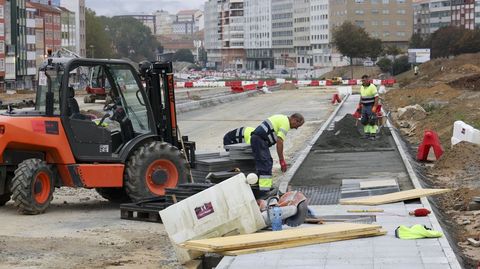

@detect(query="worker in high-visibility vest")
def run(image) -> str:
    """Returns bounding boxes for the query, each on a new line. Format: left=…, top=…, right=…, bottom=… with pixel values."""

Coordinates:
left=359, top=75, right=379, bottom=140
left=223, top=126, right=255, bottom=146
left=250, top=113, right=305, bottom=191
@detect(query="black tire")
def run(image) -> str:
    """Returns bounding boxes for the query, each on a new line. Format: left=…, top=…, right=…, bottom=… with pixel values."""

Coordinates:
left=11, top=159, right=55, bottom=215
left=95, top=187, right=131, bottom=203
left=125, top=141, right=190, bottom=201
left=0, top=193, right=11, bottom=206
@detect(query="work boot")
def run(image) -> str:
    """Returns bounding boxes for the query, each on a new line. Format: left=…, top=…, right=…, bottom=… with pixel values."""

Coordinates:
left=369, top=135, right=376, bottom=141
left=363, top=134, right=370, bottom=139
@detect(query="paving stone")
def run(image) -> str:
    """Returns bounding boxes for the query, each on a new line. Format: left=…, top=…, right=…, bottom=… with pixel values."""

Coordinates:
left=325, top=257, right=373, bottom=266
left=423, top=263, right=452, bottom=269
left=325, top=264, right=373, bottom=269
left=416, top=239, right=440, bottom=246
left=278, top=258, right=326, bottom=267
left=374, top=256, right=422, bottom=264
left=422, top=256, right=449, bottom=264
left=374, top=263, right=425, bottom=269
left=373, top=248, right=420, bottom=258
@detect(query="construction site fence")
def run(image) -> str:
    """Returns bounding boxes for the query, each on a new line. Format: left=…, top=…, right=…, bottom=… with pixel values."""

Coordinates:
left=175, top=79, right=396, bottom=88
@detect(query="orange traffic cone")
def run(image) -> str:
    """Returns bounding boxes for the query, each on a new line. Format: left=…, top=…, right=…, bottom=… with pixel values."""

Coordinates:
left=331, top=93, right=342, bottom=104
left=417, top=130, right=444, bottom=161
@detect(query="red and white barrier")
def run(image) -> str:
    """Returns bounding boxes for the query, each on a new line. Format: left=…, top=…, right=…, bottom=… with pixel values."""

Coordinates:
left=175, top=78, right=396, bottom=88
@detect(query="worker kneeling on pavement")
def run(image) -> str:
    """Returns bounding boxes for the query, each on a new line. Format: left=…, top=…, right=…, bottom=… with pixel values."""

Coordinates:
left=251, top=113, right=305, bottom=191
left=359, top=74, right=379, bottom=140
left=223, top=126, right=255, bottom=147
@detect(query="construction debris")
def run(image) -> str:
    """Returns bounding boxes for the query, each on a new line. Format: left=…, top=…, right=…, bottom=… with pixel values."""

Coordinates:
left=182, top=223, right=385, bottom=255
left=340, top=188, right=450, bottom=206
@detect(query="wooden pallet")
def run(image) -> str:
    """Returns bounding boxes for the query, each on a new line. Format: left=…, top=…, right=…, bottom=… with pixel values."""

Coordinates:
left=120, top=201, right=168, bottom=223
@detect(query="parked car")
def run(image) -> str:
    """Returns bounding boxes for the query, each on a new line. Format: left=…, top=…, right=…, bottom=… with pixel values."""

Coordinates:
left=281, top=69, right=289, bottom=74
left=198, top=76, right=219, bottom=82
left=363, top=60, right=374, bottom=67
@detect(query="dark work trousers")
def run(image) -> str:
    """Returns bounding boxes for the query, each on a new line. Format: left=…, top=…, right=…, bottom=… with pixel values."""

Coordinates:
left=223, top=129, right=238, bottom=146
left=250, top=133, right=273, bottom=176
left=360, top=104, right=377, bottom=126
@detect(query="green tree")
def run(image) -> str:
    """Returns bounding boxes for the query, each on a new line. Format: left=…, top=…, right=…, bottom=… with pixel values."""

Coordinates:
left=430, top=26, right=467, bottom=58
left=384, top=45, right=402, bottom=75
left=85, top=9, right=113, bottom=58
left=392, top=56, right=410, bottom=75
left=198, top=47, right=207, bottom=66
left=409, top=33, right=426, bottom=48
left=102, top=16, right=161, bottom=62
left=173, top=49, right=194, bottom=63
left=367, top=38, right=383, bottom=59
left=452, top=29, right=480, bottom=55
left=376, top=57, right=393, bottom=73
left=332, top=21, right=379, bottom=78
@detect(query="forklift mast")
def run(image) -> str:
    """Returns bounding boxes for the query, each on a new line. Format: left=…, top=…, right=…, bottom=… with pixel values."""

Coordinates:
left=141, top=61, right=196, bottom=167
left=143, top=62, right=179, bottom=147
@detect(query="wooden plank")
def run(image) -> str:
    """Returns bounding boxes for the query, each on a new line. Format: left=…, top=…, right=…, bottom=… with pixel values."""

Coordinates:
left=339, top=188, right=450, bottom=206
left=182, top=228, right=385, bottom=253
left=359, top=180, right=397, bottom=189
left=221, top=230, right=387, bottom=256
left=183, top=223, right=381, bottom=251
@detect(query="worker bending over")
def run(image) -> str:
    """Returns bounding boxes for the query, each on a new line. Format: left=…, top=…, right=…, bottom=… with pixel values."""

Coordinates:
left=359, top=75, right=379, bottom=140
left=251, top=113, right=304, bottom=191
left=223, top=126, right=255, bottom=147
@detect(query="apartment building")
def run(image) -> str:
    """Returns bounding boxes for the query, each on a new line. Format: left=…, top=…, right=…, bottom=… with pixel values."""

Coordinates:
left=476, top=0, right=480, bottom=28
left=451, top=0, right=475, bottom=29
left=310, top=0, right=331, bottom=68
left=61, top=0, right=86, bottom=57
left=244, top=0, right=273, bottom=70
left=0, top=0, right=5, bottom=89
left=5, top=0, right=31, bottom=89
left=413, top=0, right=451, bottom=37
left=155, top=10, right=173, bottom=35
left=58, top=6, right=76, bottom=52
left=25, top=5, right=36, bottom=79
left=294, top=0, right=311, bottom=69
left=329, top=0, right=413, bottom=50
left=272, top=0, right=295, bottom=69
left=204, top=0, right=222, bottom=68
left=220, top=0, right=245, bottom=70
left=28, top=2, right=62, bottom=55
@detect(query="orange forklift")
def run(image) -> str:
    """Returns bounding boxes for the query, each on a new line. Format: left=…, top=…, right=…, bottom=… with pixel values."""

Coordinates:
left=0, top=58, right=195, bottom=214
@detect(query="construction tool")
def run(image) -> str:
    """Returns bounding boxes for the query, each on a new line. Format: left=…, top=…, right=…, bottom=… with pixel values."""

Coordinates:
left=257, top=191, right=309, bottom=227
left=408, top=208, right=431, bottom=217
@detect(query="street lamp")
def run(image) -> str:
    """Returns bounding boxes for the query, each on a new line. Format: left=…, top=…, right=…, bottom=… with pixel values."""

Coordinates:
left=89, top=45, right=95, bottom=58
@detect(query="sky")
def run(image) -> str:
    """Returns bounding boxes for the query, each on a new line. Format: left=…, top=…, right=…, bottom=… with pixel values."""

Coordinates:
left=85, top=0, right=205, bottom=16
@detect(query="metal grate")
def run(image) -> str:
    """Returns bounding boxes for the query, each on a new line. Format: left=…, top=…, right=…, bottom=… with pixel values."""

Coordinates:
left=292, top=185, right=341, bottom=205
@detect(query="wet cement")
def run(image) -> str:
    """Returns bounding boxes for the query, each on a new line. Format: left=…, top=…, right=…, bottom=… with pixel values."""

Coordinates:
left=313, top=114, right=392, bottom=151
left=290, top=113, right=413, bottom=190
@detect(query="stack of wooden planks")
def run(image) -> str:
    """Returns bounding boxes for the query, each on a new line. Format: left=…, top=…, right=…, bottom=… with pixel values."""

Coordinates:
left=181, top=223, right=386, bottom=256
left=339, top=188, right=450, bottom=206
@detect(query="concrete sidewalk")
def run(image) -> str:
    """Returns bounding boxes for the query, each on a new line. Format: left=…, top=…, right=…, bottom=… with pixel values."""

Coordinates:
left=216, top=94, right=460, bottom=269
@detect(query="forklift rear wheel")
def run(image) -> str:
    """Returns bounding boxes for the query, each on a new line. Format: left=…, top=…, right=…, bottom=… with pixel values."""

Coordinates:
left=0, top=193, right=11, bottom=206
left=125, top=141, right=189, bottom=201
left=11, top=159, right=55, bottom=215
left=96, top=187, right=131, bottom=203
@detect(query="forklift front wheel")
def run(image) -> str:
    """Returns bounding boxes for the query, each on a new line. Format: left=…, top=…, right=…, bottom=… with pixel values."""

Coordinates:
left=11, top=159, right=55, bottom=215
left=125, top=141, right=189, bottom=201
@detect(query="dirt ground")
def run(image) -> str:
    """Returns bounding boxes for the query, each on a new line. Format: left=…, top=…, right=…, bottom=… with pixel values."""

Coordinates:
left=384, top=52, right=480, bottom=267
left=0, top=89, right=334, bottom=268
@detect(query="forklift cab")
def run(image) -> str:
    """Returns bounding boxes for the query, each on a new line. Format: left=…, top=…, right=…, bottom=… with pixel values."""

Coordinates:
left=38, top=58, right=154, bottom=163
